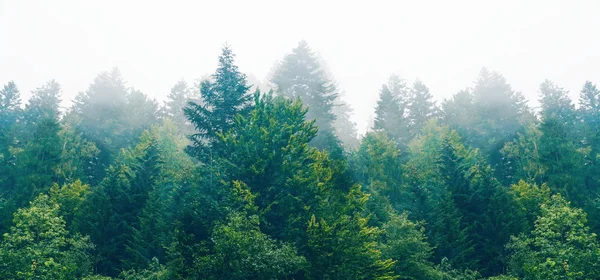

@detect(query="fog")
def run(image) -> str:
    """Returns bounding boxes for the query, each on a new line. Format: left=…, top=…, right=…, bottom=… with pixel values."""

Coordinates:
left=1, top=0, right=599, bottom=133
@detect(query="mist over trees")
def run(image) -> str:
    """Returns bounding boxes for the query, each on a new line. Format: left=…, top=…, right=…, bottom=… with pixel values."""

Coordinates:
left=1, top=41, right=600, bottom=279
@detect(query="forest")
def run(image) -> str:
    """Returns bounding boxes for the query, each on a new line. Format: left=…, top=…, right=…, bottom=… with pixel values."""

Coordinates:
left=1, top=41, right=600, bottom=279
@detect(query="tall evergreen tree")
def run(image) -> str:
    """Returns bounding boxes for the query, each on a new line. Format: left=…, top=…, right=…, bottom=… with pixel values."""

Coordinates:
left=438, top=132, right=524, bottom=275
left=332, top=96, right=359, bottom=149
left=373, top=76, right=410, bottom=149
left=270, top=40, right=339, bottom=149
left=68, top=68, right=158, bottom=184
left=443, top=69, right=529, bottom=167
left=537, top=80, right=585, bottom=204
left=161, top=79, right=193, bottom=134
left=0, top=81, right=22, bottom=233
left=408, top=79, right=438, bottom=137
left=76, top=132, right=162, bottom=276
left=24, top=79, right=61, bottom=122
left=184, top=45, right=253, bottom=160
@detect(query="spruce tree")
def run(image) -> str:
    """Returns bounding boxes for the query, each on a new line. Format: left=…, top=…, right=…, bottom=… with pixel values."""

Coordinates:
left=373, top=76, right=410, bottom=149
left=184, top=45, right=253, bottom=160
left=162, top=79, right=192, bottom=134
left=270, top=40, right=339, bottom=148
left=24, top=79, right=61, bottom=122
left=69, top=68, right=158, bottom=184
left=538, top=80, right=585, bottom=204
left=76, top=133, right=162, bottom=276
left=408, top=79, right=438, bottom=137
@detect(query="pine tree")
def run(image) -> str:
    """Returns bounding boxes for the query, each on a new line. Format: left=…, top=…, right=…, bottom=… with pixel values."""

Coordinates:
left=353, top=132, right=404, bottom=212
left=10, top=81, right=64, bottom=207
left=408, top=79, right=438, bottom=137
left=184, top=45, right=253, bottom=160
left=270, top=40, right=339, bottom=147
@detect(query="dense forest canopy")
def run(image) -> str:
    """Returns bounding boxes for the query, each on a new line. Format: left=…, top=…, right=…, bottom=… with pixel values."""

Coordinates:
left=1, top=42, right=600, bottom=279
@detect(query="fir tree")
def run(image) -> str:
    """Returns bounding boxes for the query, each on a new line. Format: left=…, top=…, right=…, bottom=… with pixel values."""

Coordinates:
left=408, top=79, right=438, bottom=137
left=270, top=40, right=339, bottom=147
left=184, top=45, right=253, bottom=160
left=373, top=76, right=410, bottom=149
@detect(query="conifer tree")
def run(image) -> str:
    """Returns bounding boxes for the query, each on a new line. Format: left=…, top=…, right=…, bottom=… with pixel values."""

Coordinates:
left=184, top=45, right=253, bottom=160
left=373, top=76, right=410, bottom=148
left=76, top=132, right=162, bottom=276
left=162, top=79, right=193, bottom=134
left=408, top=79, right=438, bottom=137
left=270, top=40, right=339, bottom=148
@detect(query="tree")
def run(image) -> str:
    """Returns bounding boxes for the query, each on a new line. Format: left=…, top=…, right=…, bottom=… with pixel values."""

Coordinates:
left=332, top=96, right=359, bottom=149
left=352, top=132, right=405, bottom=217
left=438, top=132, right=524, bottom=275
left=12, top=117, right=62, bottom=206
left=441, top=89, right=476, bottom=143
left=0, top=81, right=22, bottom=199
left=270, top=40, right=339, bottom=148
left=407, top=79, right=438, bottom=138
left=161, top=79, right=193, bottom=134
left=195, top=212, right=306, bottom=280
left=507, top=194, right=600, bottom=279
left=305, top=186, right=396, bottom=280
left=0, top=194, right=95, bottom=279
left=24, top=79, right=61, bottom=122
left=380, top=212, right=442, bottom=280
left=68, top=68, right=158, bottom=184
left=373, top=76, right=410, bottom=149
left=184, top=45, right=253, bottom=160
left=211, top=92, right=396, bottom=279
left=76, top=132, right=162, bottom=276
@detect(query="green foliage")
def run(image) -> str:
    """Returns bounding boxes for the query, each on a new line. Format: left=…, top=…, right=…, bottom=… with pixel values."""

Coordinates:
left=407, top=79, right=439, bottom=138
left=306, top=202, right=397, bottom=280
left=5, top=45, right=600, bottom=280
left=380, top=212, right=441, bottom=279
left=68, top=68, right=158, bottom=184
left=442, top=69, right=530, bottom=167
left=437, top=132, right=525, bottom=275
left=49, top=180, right=90, bottom=228
left=271, top=40, right=340, bottom=148
left=161, top=79, right=194, bottom=134
left=507, top=194, right=600, bottom=279
left=77, top=132, right=163, bottom=276
left=0, top=194, right=94, bottom=279
left=184, top=46, right=253, bottom=160
left=374, top=76, right=410, bottom=149
left=196, top=212, right=306, bottom=279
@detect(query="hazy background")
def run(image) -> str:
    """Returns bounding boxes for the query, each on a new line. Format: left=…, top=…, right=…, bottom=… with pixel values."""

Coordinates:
left=1, top=0, right=599, bottom=133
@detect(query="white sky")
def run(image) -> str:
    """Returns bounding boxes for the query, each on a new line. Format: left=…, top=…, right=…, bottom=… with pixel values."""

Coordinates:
left=1, top=0, right=599, bottom=133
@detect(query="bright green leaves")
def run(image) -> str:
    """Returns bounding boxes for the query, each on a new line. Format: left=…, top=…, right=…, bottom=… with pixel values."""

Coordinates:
left=508, top=194, right=600, bottom=279
left=0, top=194, right=94, bottom=279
